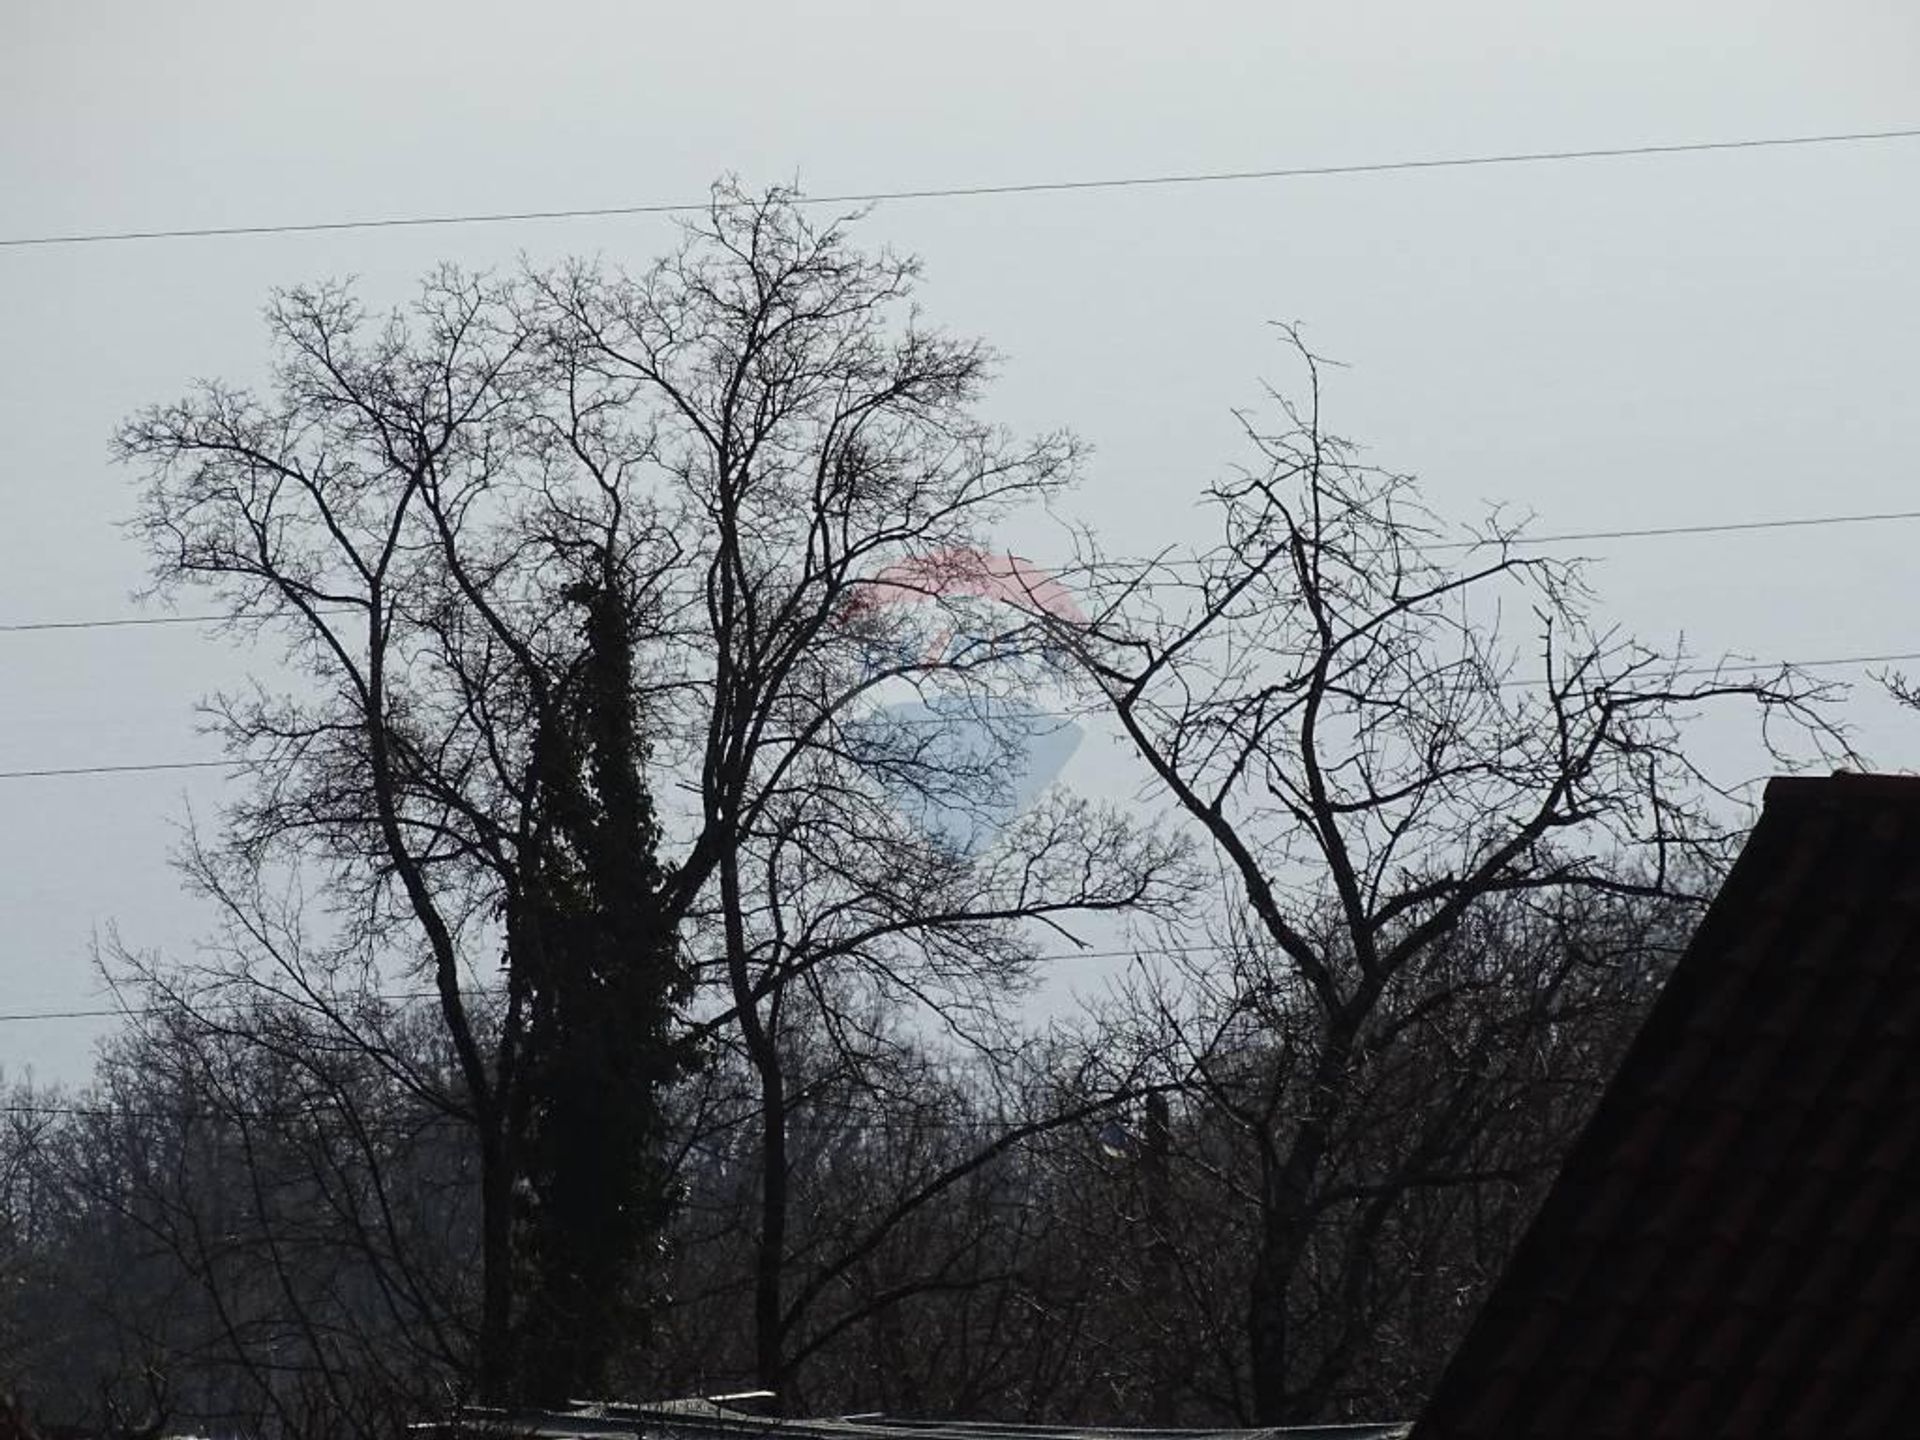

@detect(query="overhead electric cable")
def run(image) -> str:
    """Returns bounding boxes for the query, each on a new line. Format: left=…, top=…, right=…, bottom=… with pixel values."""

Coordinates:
left=1, top=643, right=1916, bottom=783
left=0, top=611, right=262, bottom=634
left=0, top=759, right=235, bottom=780
left=5, top=506, right=1920, bottom=636
left=1496, top=508, right=1920, bottom=547
left=0, top=943, right=1207, bottom=1025
left=0, top=608, right=352, bottom=635
left=3, top=126, right=1917, bottom=250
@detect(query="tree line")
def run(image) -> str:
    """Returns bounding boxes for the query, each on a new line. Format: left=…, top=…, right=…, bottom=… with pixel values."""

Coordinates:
left=0, top=185, right=1839, bottom=1439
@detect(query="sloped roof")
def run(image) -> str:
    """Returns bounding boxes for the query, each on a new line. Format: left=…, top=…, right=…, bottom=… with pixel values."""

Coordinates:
left=1413, top=773, right=1920, bottom=1439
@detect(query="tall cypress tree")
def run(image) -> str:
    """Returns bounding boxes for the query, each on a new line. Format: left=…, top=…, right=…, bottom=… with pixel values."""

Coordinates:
left=505, top=573, right=696, bottom=1404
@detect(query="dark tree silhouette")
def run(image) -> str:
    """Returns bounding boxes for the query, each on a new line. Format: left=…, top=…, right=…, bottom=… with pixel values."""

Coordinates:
left=1060, top=331, right=1843, bottom=1424
left=115, top=182, right=1181, bottom=1409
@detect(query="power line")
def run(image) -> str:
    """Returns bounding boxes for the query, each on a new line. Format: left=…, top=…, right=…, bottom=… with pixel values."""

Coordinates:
left=0, top=758, right=235, bottom=780
left=6, top=505, right=1920, bottom=638
left=0, top=1007, right=133, bottom=1023
left=2, top=644, right=1916, bottom=784
left=0, top=609, right=348, bottom=635
left=0, top=611, right=255, bottom=634
left=1495, top=508, right=1920, bottom=548
left=0, top=992, right=427, bottom=1024
left=5, top=126, right=1918, bottom=250
left=0, top=989, right=473, bottom=1025
left=0, top=942, right=1202, bottom=1026
left=1749, top=649, right=1920, bottom=673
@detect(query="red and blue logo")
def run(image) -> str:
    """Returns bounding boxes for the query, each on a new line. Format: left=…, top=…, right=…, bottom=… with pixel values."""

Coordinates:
left=846, top=550, right=1086, bottom=853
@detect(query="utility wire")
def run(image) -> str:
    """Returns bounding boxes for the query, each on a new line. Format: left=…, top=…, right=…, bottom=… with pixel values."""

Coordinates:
left=0, top=608, right=351, bottom=635
left=4, top=126, right=1917, bottom=250
left=1494, top=508, right=1920, bottom=548
left=2, top=645, right=1916, bottom=784
left=0, top=758, right=234, bottom=780
left=6, top=505, right=1920, bottom=637
left=0, top=611, right=265, bottom=634
left=0, top=991, right=430, bottom=1023
left=0, top=942, right=1208, bottom=1025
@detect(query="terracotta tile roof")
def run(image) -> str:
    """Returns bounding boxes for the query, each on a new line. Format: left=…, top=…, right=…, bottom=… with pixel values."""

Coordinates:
left=1412, top=773, right=1920, bottom=1440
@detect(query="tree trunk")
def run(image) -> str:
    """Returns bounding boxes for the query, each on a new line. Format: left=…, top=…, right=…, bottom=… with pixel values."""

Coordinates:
left=476, top=1131, right=515, bottom=1404
left=719, top=842, right=790, bottom=1403
left=1247, top=1047, right=1345, bottom=1426
left=755, top=1057, right=790, bottom=1401
left=1143, top=1092, right=1175, bottom=1426
left=1247, top=1211, right=1301, bottom=1424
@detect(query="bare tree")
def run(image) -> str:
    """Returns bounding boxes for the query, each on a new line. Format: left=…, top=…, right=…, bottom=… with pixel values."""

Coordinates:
left=1097, top=882, right=1693, bottom=1422
left=1060, top=331, right=1841, bottom=1423
left=653, top=1012, right=1186, bottom=1420
left=106, top=187, right=1782, bottom=1431
left=117, top=181, right=1182, bottom=1408
left=118, top=248, right=696, bottom=1402
left=527, top=194, right=1187, bottom=1395
left=0, top=986, right=476, bottom=1440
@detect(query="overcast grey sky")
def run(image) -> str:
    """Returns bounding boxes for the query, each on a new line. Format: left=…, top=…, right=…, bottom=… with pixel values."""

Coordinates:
left=4, top=1, right=1918, bottom=1082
